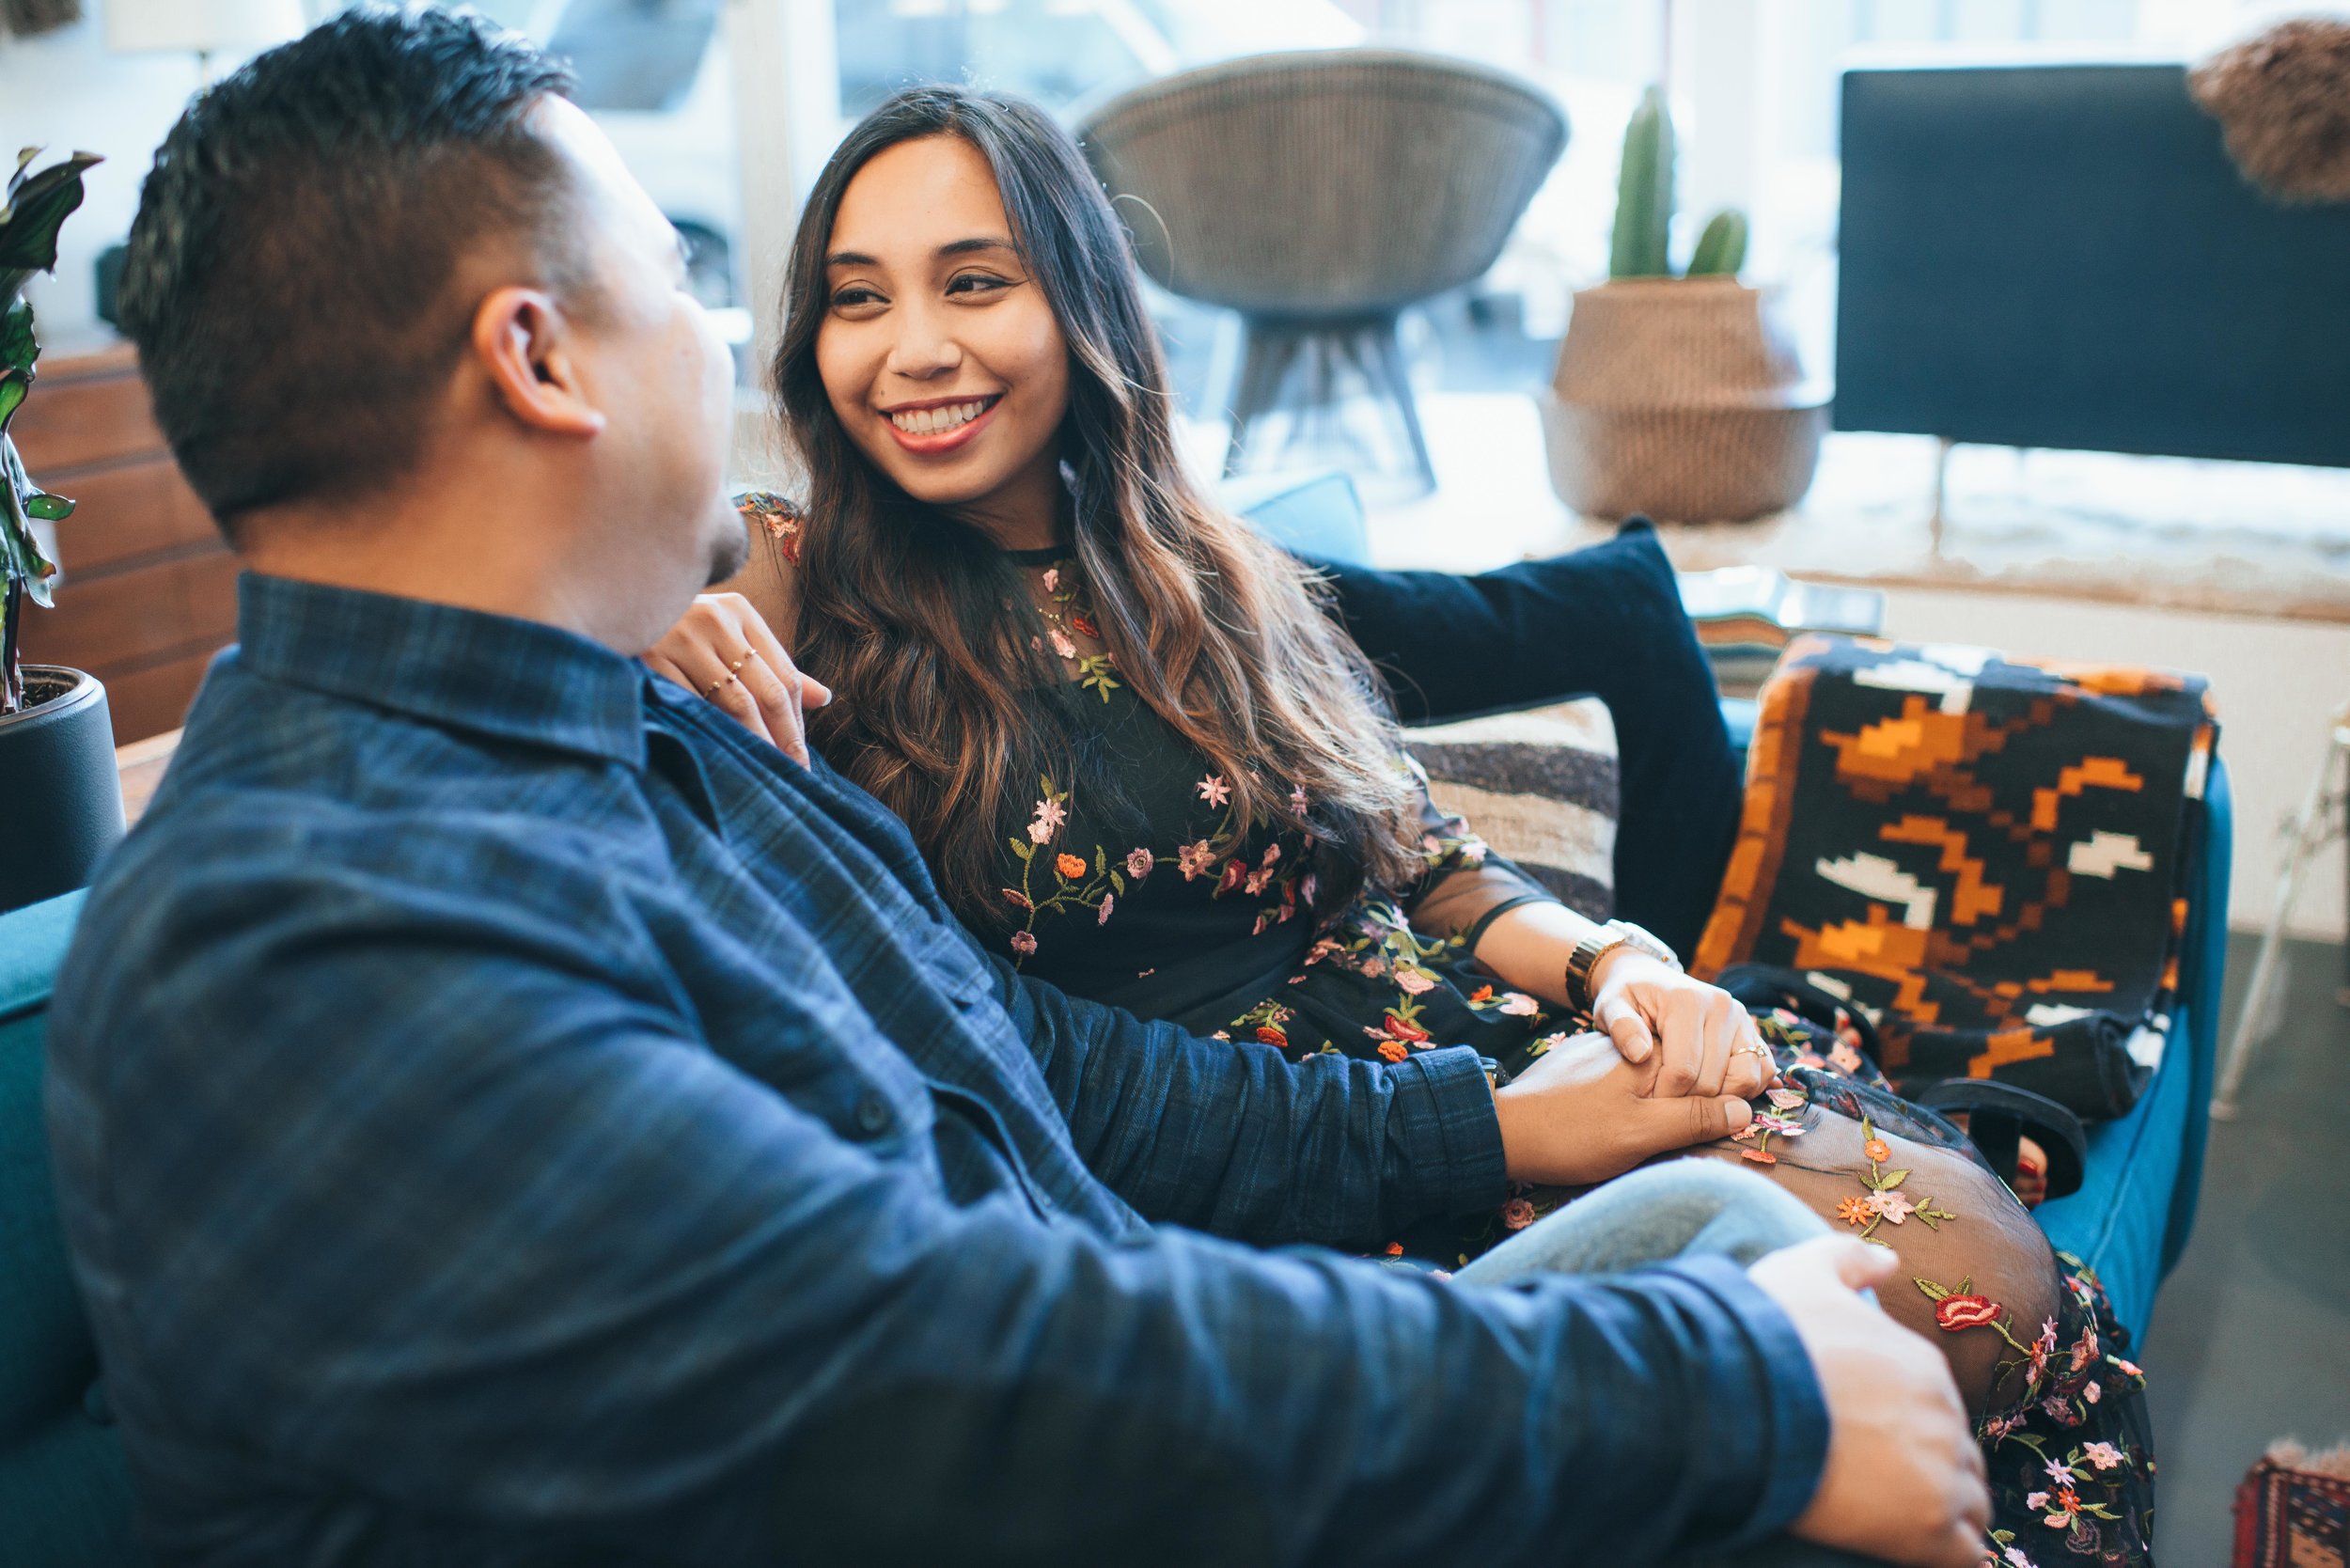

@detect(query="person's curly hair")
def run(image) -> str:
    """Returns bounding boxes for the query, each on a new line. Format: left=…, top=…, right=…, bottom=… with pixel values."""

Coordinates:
left=2189, top=16, right=2350, bottom=203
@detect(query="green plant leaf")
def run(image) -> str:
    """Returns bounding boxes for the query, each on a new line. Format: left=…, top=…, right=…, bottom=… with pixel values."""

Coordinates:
left=1686, top=209, right=1748, bottom=276
left=1607, top=86, right=1675, bottom=279
left=0, top=153, right=101, bottom=288
left=1879, top=1168, right=1910, bottom=1189
left=1, top=300, right=35, bottom=378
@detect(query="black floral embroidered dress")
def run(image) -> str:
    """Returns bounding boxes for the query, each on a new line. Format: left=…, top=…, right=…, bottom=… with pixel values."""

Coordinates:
left=983, top=548, right=1567, bottom=1075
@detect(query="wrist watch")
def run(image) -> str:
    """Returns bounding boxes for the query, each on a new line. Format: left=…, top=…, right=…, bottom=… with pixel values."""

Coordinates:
left=1563, top=919, right=1681, bottom=1017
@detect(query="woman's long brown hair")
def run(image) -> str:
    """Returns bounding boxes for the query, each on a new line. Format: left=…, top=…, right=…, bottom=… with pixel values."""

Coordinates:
left=772, top=86, right=1425, bottom=916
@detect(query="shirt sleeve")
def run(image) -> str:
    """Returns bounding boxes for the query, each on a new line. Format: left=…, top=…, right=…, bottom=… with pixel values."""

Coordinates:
left=1395, top=750, right=1565, bottom=944
left=998, top=955, right=1508, bottom=1246
left=50, top=822, right=1827, bottom=1568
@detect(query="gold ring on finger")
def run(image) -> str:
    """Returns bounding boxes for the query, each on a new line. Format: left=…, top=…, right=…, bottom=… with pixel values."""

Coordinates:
left=702, top=670, right=743, bottom=698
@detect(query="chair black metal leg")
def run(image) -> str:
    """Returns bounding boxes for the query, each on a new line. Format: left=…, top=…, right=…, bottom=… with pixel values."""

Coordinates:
left=1369, top=314, right=1437, bottom=492
left=1224, top=320, right=1300, bottom=477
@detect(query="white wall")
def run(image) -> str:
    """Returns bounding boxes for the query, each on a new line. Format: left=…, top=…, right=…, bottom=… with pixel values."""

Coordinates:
left=0, top=2, right=240, bottom=346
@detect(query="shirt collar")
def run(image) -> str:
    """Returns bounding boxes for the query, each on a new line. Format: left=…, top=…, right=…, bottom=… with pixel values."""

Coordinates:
left=233, top=572, right=650, bottom=769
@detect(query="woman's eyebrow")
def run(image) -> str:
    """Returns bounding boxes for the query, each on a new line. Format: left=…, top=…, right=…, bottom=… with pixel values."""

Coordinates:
left=825, top=237, right=1019, bottom=270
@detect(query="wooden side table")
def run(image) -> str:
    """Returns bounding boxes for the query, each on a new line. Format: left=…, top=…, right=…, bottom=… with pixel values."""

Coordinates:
left=13, top=340, right=238, bottom=745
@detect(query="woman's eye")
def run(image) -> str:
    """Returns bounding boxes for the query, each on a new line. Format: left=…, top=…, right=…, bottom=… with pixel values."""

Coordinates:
left=947, top=273, right=1011, bottom=297
left=830, top=286, right=885, bottom=311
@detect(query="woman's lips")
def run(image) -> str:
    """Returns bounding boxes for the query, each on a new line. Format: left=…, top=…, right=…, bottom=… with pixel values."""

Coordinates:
left=883, top=395, right=1003, bottom=455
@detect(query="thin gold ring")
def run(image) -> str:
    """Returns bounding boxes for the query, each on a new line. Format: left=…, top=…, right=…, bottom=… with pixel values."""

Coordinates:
left=1735, top=1042, right=1775, bottom=1062
left=702, top=651, right=756, bottom=699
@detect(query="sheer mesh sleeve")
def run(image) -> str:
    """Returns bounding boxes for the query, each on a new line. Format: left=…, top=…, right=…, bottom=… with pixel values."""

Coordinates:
left=1396, top=753, right=1564, bottom=947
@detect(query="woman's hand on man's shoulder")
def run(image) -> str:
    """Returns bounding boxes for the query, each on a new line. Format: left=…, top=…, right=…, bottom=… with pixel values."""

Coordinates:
left=644, top=592, right=832, bottom=766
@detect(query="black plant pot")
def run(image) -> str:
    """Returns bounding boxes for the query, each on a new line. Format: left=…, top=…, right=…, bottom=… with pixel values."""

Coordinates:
left=0, top=666, right=126, bottom=915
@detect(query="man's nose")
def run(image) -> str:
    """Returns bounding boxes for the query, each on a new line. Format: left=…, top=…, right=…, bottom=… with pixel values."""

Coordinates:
left=884, top=299, right=964, bottom=382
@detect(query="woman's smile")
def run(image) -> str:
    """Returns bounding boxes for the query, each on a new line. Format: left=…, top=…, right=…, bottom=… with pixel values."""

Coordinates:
left=881, top=392, right=1004, bottom=453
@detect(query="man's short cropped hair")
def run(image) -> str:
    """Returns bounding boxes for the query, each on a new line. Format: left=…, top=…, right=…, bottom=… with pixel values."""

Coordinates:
left=118, top=4, right=581, bottom=533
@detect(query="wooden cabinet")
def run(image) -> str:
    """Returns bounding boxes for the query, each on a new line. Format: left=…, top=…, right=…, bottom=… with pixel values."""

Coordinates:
left=11, top=341, right=237, bottom=745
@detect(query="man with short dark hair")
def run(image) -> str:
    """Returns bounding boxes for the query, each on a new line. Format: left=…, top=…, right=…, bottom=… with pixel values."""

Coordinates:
left=48, top=8, right=1984, bottom=1565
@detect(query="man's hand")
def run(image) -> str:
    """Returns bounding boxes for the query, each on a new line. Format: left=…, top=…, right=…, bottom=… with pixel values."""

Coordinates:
left=644, top=592, right=833, bottom=766
left=1750, top=1238, right=1991, bottom=1568
left=1491, top=1031, right=1755, bottom=1186
left=1590, top=949, right=1775, bottom=1100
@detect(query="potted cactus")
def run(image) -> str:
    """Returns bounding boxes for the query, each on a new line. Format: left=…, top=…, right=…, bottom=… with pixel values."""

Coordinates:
left=1539, top=86, right=1827, bottom=523
left=1, top=148, right=125, bottom=914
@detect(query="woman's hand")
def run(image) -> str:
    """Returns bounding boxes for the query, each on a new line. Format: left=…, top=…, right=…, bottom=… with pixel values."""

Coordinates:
left=644, top=593, right=833, bottom=766
left=1590, top=949, right=1775, bottom=1101
left=1492, top=1030, right=1754, bottom=1186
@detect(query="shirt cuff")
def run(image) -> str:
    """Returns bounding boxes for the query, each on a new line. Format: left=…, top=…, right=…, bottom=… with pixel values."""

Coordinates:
left=1663, top=1253, right=1833, bottom=1547
left=1381, top=1045, right=1510, bottom=1221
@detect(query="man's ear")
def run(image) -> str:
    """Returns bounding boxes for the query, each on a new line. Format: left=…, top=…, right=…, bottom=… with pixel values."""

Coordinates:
left=470, top=286, right=608, bottom=439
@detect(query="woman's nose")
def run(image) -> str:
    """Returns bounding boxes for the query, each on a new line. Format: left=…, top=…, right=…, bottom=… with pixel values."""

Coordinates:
left=883, top=300, right=963, bottom=382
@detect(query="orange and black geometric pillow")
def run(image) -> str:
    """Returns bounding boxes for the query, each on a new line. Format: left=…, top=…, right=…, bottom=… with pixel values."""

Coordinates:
left=1695, top=635, right=2217, bottom=1121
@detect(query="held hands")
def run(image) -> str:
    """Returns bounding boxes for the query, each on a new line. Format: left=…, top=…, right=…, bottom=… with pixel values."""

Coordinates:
left=1588, top=948, right=1777, bottom=1101
left=1491, top=1030, right=1755, bottom=1186
left=1749, top=1238, right=1992, bottom=1568
left=645, top=593, right=833, bottom=766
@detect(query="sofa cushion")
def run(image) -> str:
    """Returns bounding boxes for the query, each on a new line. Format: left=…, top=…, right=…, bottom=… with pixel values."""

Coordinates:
left=1403, top=698, right=1619, bottom=917
left=1, top=889, right=147, bottom=1566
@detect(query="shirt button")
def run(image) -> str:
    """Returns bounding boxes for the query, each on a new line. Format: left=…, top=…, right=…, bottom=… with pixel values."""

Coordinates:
left=854, top=1094, right=892, bottom=1137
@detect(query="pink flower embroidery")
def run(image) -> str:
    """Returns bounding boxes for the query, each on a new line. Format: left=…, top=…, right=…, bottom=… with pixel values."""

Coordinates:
left=1289, top=785, right=1309, bottom=816
left=2004, top=1549, right=2036, bottom=1568
left=2043, top=1458, right=2076, bottom=1486
left=1125, top=847, right=1153, bottom=879
left=1026, top=820, right=1054, bottom=845
left=2083, top=1382, right=2101, bottom=1404
left=1394, top=969, right=1436, bottom=996
left=1261, top=843, right=1281, bottom=868
left=1300, top=874, right=1318, bottom=906
left=1829, top=1041, right=1864, bottom=1073
left=2113, top=1357, right=2141, bottom=1378
left=2082, top=1442, right=2124, bottom=1470
left=1501, top=1198, right=1537, bottom=1231
left=1177, top=840, right=1217, bottom=880
left=1010, top=931, right=1037, bottom=957
left=1197, top=774, right=1231, bottom=808
left=2025, top=1492, right=2050, bottom=1512
left=1244, top=868, right=1274, bottom=896
left=1097, top=894, right=1115, bottom=925
left=1865, top=1191, right=1915, bottom=1224
left=1767, top=1088, right=1807, bottom=1110
left=1497, top=992, right=1540, bottom=1016
left=1041, top=568, right=1059, bottom=592
left=1049, top=628, right=1078, bottom=660
left=1031, top=797, right=1067, bottom=832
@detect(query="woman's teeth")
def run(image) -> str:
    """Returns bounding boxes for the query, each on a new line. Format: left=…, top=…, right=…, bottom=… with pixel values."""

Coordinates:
left=890, top=399, right=991, bottom=435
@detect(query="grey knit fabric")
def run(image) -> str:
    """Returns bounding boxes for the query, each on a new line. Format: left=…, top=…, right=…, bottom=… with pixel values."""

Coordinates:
left=1076, top=49, right=1567, bottom=318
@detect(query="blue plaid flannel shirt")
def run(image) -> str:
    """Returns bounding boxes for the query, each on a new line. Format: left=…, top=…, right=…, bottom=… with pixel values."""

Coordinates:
left=47, top=573, right=1825, bottom=1566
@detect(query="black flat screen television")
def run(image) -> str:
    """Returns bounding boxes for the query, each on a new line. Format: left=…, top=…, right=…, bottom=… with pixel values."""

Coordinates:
left=1835, top=63, right=2350, bottom=469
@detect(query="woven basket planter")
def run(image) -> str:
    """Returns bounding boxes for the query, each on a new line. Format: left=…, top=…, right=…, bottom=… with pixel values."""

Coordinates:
left=1539, top=277, right=1828, bottom=523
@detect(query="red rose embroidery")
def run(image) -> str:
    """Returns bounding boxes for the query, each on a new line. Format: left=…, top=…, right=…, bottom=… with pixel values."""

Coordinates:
left=1383, top=1013, right=1430, bottom=1043
left=1935, top=1294, right=2003, bottom=1332
left=1071, top=612, right=1100, bottom=639
left=1255, top=1025, right=1288, bottom=1048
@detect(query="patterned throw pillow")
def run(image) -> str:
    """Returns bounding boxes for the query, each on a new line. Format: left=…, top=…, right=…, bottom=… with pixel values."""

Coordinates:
left=1402, top=698, right=1620, bottom=918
